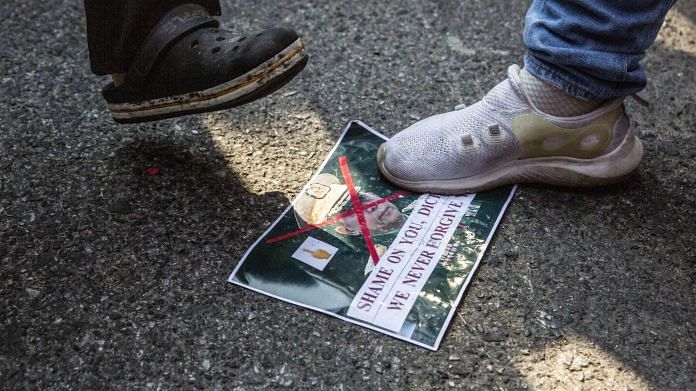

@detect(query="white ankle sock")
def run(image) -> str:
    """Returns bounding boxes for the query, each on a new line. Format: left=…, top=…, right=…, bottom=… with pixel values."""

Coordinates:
left=520, top=69, right=602, bottom=117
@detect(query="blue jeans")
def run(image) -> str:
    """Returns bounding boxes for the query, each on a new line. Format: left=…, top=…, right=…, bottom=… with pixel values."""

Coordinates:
left=524, top=0, right=677, bottom=100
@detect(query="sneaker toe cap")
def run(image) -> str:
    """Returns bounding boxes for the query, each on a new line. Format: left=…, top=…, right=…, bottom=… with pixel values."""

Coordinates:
left=381, top=118, right=464, bottom=182
left=380, top=109, right=521, bottom=183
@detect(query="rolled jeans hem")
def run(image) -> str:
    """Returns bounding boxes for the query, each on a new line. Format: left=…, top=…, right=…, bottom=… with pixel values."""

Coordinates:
left=523, top=53, right=641, bottom=101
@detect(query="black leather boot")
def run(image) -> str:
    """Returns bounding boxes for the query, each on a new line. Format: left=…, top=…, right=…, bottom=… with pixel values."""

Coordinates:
left=102, top=4, right=308, bottom=123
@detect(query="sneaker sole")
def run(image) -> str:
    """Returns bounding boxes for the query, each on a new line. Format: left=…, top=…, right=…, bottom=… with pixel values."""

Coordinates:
left=378, top=126, right=644, bottom=194
left=108, top=38, right=308, bottom=123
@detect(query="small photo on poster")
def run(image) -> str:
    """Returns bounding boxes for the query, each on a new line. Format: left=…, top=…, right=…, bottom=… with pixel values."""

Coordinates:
left=291, top=236, right=338, bottom=271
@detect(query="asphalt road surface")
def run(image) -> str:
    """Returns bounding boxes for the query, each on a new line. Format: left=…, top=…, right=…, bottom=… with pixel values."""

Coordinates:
left=1, top=0, right=695, bottom=389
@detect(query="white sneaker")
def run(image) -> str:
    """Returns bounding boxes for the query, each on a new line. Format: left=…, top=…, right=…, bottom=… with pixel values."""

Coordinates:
left=377, top=65, right=644, bottom=194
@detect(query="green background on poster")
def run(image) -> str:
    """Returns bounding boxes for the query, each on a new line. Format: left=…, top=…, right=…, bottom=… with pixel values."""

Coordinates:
left=231, top=122, right=513, bottom=348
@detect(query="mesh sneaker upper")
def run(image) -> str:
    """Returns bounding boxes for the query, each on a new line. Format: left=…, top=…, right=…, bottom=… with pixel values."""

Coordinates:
left=382, top=70, right=528, bottom=181
left=381, top=65, right=630, bottom=183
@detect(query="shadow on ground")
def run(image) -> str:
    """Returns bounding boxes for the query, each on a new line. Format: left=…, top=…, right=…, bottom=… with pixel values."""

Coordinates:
left=1, top=0, right=694, bottom=389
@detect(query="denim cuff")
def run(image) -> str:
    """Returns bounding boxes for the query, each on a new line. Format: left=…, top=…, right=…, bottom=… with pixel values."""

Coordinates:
left=524, top=53, right=610, bottom=101
left=525, top=51, right=651, bottom=101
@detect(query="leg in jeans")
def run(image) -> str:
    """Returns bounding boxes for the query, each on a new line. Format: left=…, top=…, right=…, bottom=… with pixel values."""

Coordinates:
left=84, top=0, right=221, bottom=75
left=378, top=1, right=676, bottom=193
left=523, top=0, right=677, bottom=100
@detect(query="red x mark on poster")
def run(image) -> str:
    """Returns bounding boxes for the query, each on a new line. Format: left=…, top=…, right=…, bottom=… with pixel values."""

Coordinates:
left=265, top=156, right=409, bottom=265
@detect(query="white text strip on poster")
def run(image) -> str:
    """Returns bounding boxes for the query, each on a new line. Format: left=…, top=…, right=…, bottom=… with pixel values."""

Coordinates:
left=372, top=194, right=473, bottom=331
left=347, top=194, right=474, bottom=332
left=347, top=194, right=445, bottom=322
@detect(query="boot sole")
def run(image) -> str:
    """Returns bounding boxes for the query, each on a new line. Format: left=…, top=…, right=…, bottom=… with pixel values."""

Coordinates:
left=377, top=126, right=644, bottom=194
left=108, top=38, right=308, bottom=123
